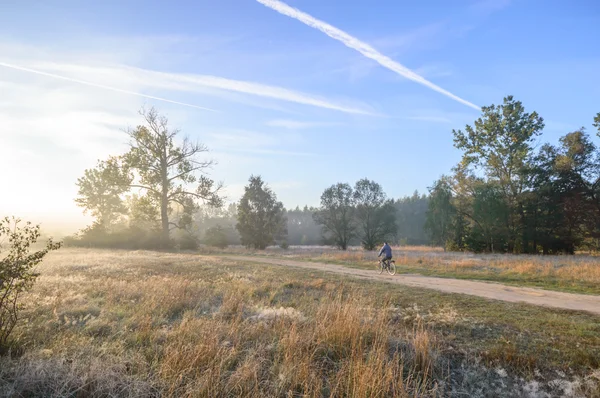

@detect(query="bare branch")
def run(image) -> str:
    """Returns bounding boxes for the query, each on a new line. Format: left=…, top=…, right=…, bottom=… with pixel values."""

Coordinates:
left=129, top=184, right=161, bottom=195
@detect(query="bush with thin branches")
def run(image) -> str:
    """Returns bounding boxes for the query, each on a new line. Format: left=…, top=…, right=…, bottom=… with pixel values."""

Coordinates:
left=0, top=217, right=61, bottom=349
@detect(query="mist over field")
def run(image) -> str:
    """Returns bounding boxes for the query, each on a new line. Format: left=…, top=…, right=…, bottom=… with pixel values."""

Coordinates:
left=2, top=0, right=600, bottom=397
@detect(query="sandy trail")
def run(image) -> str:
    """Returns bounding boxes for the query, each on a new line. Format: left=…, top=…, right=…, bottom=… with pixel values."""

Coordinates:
left=223, top=256, right=600, bottom=315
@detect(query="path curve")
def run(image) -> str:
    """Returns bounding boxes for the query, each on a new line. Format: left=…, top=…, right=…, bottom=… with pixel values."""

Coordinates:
left=223, top=256, right=600, bottom=315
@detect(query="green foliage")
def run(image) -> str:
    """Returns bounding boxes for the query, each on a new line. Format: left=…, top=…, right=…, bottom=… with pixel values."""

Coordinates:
left=425, top=177, right=456, bottom=249
left=174, top=232, right=199, bottom=251
left=353, top=179, right=397, bottom=250
left=236, top=176, right=287, bottom=250
left=123, top=107, right=223, bottom=243
left=468, top=182, right=510, bottom=253
left=313, top=183, right=356, bottom=250
left=428, top=99, right=600, bottom=254
left=453, top=95, right=545, bottom=184
left=204, top=225, right=228, bottom=248
left=528, top=129, right=600, bottom=254
left=127, top=194, right=160, bottom=230
left=75, top=156, right=131, bottom=228
left=74, top=107, right=223, bottom=249
left=453, top=95, right=545, bottom=251
left=0, top=217, right=61, bottom=348
left=64, top=223, right=164, bottom=250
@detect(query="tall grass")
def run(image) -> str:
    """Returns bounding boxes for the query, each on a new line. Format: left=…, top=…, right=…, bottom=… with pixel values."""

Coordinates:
left=2, top=249, right=598, bottom=397
left=0, top=249, right=440, bottom=397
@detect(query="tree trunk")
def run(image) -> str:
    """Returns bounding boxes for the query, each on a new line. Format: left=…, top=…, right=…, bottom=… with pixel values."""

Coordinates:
left=160, top=189, right=169, bottom=245
left=160, top=153, right=170, bottom=247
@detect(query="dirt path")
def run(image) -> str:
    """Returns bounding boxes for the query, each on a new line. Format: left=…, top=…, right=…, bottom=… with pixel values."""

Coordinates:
left=224, top=256, right=600, bottom=315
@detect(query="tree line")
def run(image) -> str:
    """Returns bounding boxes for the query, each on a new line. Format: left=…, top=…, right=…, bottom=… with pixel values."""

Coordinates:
left=69, top=106, right=429, bottom=250
left=425, top=96, right=600, bottom=254
left=71, top=97, right=599, bottom=254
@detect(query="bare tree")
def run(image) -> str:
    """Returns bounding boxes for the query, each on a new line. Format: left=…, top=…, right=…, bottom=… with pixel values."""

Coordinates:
left=76, top=107, right=223, bottom=246
left=124, top=107, right=223, bottom=243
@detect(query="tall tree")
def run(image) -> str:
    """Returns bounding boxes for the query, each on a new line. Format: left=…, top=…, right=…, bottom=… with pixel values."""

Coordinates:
left=75, top=156, right=130, bottom=229
left=425, top=177, right=455, bottom=249
left=353, top=179, right=397, bottom=250
left=236, top=176, right=287, bottom=250
left=313, top=183, right=356, bottom=250
left=468, top=182, right=510, bottom=253
left=123, top=107, right=223, bottom=243
left=75, top=107, right=223, bottom=245
left=535, top=130, right=599, bottom=252
left=453, top=95, right=545, bottom=251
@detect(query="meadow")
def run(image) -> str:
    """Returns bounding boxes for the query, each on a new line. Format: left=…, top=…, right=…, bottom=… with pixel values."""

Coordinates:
left=1, top=248, right=599, bottom=397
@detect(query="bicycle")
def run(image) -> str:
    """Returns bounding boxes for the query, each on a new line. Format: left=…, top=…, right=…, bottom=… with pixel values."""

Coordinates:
left=378, top=258, right=396, bottom=275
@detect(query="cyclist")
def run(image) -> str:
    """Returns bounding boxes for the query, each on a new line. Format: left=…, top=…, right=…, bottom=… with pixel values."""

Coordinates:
left=378, top=242, right=393, bottom=267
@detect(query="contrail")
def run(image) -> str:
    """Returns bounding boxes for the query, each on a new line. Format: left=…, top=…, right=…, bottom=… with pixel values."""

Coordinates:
left=118, top=65, right=376, bottom=115
left=168, top=73, right=375, bottom=115
left=2, top=61, right=375, bottom=116
left=256, top=0, right=480, bottom=111
left=0, top=61, right=218, bottom=112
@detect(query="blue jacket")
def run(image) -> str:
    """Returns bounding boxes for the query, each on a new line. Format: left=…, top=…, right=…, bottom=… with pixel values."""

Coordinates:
left=379, top=243, right=392, bottom=258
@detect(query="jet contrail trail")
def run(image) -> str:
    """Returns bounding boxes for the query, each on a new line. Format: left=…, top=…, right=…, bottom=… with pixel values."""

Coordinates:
left=256, top=0, right=481, bottom=111
left=0, top=61, right=218, bottom=112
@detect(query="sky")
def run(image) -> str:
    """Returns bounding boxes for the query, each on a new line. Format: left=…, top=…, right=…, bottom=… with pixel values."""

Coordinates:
left=1, top=0, right=599, bottom=234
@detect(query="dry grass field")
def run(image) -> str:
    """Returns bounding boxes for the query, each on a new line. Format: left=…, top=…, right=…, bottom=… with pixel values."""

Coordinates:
left=210, top=245, right=600, bottom=295
left=1, top=248, right=599, bottom=397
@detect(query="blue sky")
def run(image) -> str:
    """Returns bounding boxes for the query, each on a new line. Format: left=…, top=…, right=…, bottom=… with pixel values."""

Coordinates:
left=1, top=0, right=599, bottom=231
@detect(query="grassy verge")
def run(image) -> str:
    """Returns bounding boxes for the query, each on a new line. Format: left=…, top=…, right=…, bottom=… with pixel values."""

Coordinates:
left=1, top=248, right=598, bottom=397
left=327, top=259, right=600, bottom=295
left=243, top=248, right=600, bottom=295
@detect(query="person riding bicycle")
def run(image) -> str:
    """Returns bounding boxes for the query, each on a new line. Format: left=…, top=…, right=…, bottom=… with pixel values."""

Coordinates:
left=378, top=242, right=393, bottom=266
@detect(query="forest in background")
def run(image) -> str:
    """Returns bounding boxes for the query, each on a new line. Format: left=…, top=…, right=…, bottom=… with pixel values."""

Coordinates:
left=65, top=97, right=600, bottom=254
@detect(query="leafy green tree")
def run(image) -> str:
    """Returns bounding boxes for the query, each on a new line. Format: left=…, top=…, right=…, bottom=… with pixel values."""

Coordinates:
left=236, top=176, right=287, bottom=249
left=353, top=179, right=397, bottom=250
left=468, top=182, right=510, bottom=253
left=425, top=177, right=455, bottom=249
left=531, top=130, right=599, bottom=253
left=453, top=96, right=545, bottom=251
left=313, top=183, right=356, bottom=250
left=0, top=217, right=61, bottom=348
left=75, top=156, right=130, bottom=229
left=75, top=107, right=224, bottom=249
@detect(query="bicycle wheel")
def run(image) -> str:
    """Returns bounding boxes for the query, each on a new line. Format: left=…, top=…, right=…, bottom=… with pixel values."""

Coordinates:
left=378, top=260, right=384, bottom=274
left=386, top=260, right=396, bottom=276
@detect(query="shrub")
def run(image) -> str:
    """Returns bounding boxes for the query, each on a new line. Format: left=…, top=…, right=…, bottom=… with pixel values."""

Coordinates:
left=64, top=223, right=166, bottom=250
left=204, top=225, right=228, bottom=248
left=176, top=233, right=199, bottom=251
left=0, top=217, right=61, bottom=349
